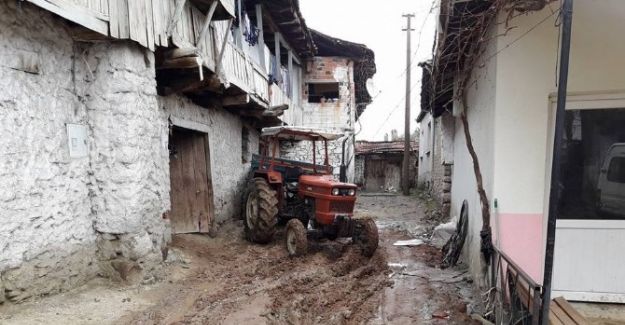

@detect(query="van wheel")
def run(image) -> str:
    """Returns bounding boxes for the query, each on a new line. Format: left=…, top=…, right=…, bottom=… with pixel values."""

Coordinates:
left=243, top=178, right=278, bottom=244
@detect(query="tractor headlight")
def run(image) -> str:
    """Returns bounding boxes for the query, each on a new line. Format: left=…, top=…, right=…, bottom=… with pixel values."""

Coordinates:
left=332, top=188, right=340, bottom=196
left=347, top=189, right=356, bottom=196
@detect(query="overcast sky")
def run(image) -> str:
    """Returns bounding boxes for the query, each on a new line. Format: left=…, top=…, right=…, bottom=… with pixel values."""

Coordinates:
left=300, top=0, right=437, bottom=141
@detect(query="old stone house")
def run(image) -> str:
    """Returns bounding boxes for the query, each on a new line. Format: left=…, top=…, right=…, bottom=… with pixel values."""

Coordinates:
left=0, top=0, right=374, bottom=303
left=354, top=141, right=418, bottom=192
left=416, top=107, right=454, bottom=217
left=279, top=30, right=376, bottom=182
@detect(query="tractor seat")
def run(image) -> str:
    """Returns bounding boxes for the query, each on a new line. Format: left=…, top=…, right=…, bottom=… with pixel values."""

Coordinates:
left=284, top=166, right=303, bottom=182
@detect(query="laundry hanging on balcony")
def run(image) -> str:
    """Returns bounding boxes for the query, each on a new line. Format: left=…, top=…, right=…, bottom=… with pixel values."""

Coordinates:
left=242, top=12, right=259, bottom=46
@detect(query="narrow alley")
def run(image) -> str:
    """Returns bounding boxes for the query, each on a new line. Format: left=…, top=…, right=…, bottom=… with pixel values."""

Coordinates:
left=0, top=194, right=476, bottom=324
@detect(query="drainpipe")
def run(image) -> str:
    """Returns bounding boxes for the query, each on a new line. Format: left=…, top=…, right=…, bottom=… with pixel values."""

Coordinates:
left=541, top=0, right=573, bottom=323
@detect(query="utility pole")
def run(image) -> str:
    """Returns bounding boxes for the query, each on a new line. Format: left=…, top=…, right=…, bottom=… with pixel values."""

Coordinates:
left=402, top=14, right=415, bottom=196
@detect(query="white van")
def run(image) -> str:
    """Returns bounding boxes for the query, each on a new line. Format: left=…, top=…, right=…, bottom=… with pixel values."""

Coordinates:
left=597, top=143, right=625, bottom=217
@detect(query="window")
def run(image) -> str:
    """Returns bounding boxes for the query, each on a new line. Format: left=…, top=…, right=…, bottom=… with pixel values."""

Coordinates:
left=242, top=127, right=250, bottom=163
left=608, top=157, right=625, bottom=183
left=558, top=108, right=625, bottom=219
left=307, top=82, right=340, bottom=103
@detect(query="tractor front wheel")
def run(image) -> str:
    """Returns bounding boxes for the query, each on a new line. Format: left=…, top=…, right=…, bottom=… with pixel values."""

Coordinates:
left=285, top=219, right=308, bottom=256
left=243, top=178, right=278, bottom=244
left=353, top=217, right=379, bottom=257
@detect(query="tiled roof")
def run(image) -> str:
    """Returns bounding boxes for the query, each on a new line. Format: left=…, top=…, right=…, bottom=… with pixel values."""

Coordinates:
left=355, top=141, right=418, bottom=155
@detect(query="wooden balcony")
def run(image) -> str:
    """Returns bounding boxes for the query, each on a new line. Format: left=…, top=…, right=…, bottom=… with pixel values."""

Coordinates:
left=28, top=0, right=295, bottom=125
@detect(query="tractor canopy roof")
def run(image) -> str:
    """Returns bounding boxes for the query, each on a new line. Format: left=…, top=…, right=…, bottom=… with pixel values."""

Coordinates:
left=261, top=126, right=346, bottom=141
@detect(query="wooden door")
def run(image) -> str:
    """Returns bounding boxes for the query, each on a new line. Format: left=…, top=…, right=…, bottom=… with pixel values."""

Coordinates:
left=169, top=128, right=214, bottom=233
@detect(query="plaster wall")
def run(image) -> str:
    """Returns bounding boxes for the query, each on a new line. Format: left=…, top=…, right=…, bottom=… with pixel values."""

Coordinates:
left=448, top=22, right=497, bottom=287
left=491, top=0, right=625, bottom=285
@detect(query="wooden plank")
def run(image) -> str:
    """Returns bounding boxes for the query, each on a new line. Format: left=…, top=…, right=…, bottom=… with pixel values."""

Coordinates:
left=145, top=0, right=155, bottom=51
left=196, top=1, right=218, bottom=46
left=554, top=297, right=587, bottom=324
left=151, top=0, right=162, bottom=46
left=27, top=0, right=109, bottom=35
left=169, top=132, right=188, bottom=234
left=117, top=0, right=130, bottom=38
left=108, top=0, right=118, bottom=38
left=127, top=0, right=140, bottom=44
left=159, top=0, right=171, bottom=46
left=193, top=134, right=211, bottom=233
left=215, top=18, right=233, bottom=76
left=167, top=0, right=187, bottom=36
left=203, top=135, right=215, bottom=231
left=550, top=303, right=574, bottom=325
left=181, top=131, right=200, bottom=233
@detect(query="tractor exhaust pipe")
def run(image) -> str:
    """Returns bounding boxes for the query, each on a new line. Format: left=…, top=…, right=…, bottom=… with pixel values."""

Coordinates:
left=340, top=135, right=349, bottom=182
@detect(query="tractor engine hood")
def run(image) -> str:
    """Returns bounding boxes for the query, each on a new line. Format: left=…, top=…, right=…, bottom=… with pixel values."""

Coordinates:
left=299, top=175, right=357, bottom=189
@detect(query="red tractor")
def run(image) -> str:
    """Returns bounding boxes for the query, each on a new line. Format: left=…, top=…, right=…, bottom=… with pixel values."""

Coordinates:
left=242, top=127, right=378, bottom=257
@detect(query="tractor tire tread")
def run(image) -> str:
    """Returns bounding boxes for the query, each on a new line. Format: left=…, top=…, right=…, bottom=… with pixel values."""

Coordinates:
left=353, top=217, right=379, bottom=257
left=243, top=177, right=279, bottom=244
left=286, top=219, right=308, bottom=256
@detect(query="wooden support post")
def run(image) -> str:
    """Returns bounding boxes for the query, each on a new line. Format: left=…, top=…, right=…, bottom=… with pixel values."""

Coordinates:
left=215, top=18, right=233, bottom=76
left=274, top=32, right=281, bottom=83
left=287, top=50, right=293, bottom=99
left=167, top=0, right=187, bottom=36
left=196, top=1, right=219, bottom=48
left=255, top=4, right=266, bottom=72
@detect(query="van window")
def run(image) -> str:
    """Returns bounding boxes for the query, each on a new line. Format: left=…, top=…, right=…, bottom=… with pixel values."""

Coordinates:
left=608, top=157, right=625, bottom=183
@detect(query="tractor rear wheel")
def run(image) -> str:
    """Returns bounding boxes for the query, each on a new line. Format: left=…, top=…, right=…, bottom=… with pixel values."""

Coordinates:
left=243, top=178, right=278, bottom=244
left=285, top=219, right=308, bottom=256
left=353, top=217, right=378, bottom=257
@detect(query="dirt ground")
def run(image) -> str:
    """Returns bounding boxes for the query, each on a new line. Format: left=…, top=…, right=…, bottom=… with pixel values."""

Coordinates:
left=0, top=193, right=477, bottom=324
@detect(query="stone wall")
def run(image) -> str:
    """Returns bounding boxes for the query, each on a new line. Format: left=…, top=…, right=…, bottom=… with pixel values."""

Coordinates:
left=354, top=155, right=365, bottom=186
left=0, top=1, right=258, bottom=303
left=279, top=137, right=353, bottom=181
left=76, top=41, right=170, bottom=284
left=0, top=1, right=98, bottom=302
left=160, top=95, right=260, bottom=224
left=418, top=112, right=453, bottom=216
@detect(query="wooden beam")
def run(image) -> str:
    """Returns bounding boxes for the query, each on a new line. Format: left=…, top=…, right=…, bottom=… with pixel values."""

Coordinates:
left=274, top=32, right=281, bottom=82
left=215, top=18, right=233, bottom=76
left=223, top=94, right=251, bottom=107
left=164, top=48, right=200, bottom=60
left=158, top=56, right=202, bottom=70
left=287, top=50, right=293, bottom=99
left=255, top=4, right=266, bottom=73
left=196, top=1, right=218, bottom=48
left=167, top=0, right=187, bottom=36
left=27, top=0, right=109, bottom=35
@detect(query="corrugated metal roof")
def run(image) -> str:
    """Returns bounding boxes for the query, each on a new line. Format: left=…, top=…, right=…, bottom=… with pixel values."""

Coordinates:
left=355, top=141, right=418, bottom=155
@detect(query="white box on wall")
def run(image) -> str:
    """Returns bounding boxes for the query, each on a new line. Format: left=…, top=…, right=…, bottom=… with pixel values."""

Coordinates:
left=67, top=124, right=88, bottom=158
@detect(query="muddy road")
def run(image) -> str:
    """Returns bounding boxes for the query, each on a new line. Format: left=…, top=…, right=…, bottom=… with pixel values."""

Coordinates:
left=0, top=194, right=477, bottom=324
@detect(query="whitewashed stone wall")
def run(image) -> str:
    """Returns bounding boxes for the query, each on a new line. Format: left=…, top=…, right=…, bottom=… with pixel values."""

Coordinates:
left=159, top=95, right=260, bottom=223
left=0, top=1, right=98, bottom=302
left=0, top=1, right=258, bottom=303
left=279, top=137, right=354, bottom=181
left=76, top=41, right=171, bottom=283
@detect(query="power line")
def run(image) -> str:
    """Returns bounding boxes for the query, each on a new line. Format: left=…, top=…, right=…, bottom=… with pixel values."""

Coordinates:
left=371, top=79, right=422, bottom=139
